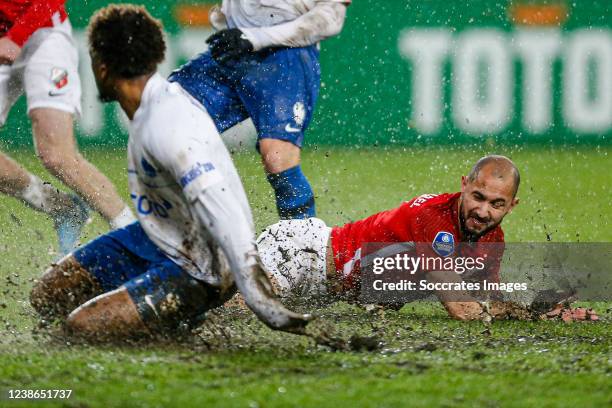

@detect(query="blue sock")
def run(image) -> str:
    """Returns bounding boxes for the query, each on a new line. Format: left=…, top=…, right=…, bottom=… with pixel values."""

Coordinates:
left=267, top=165, right=316, bottom=219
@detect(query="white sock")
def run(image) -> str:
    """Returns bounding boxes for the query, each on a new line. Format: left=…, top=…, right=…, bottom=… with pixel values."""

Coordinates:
left=18, top=174, right=69, bottom=215
left=110, top=206, right=137, bottom=229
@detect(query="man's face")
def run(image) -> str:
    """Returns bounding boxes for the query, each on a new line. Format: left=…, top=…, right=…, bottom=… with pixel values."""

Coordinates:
left=91, top=56, right=116, bottom=103
left=459, top=167, right=519, bottom=239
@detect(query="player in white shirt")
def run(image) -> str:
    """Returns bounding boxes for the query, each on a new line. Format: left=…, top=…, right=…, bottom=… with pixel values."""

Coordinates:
left=170, top=0, right=350, bottom=220
left=29, top=5, right=311, bottom=341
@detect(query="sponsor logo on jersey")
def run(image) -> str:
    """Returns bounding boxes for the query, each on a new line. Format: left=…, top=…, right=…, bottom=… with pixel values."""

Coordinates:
left=432, top=231, right=455, bottom=257
left=180, top=161, right=216, bottom=188
left=130, top=193, right=173, bottom=218
left=50, top=67, right=68, bottom=89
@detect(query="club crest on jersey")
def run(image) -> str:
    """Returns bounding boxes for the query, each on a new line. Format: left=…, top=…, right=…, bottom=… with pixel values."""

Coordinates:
left=50, top=67, right=68, bottom=89
left=432, top=231, right=455, bottom=257
left=141, top=158, right=157, bottom=178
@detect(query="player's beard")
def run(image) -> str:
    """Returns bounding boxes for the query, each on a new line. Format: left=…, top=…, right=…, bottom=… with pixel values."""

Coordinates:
left=97, top=91, right=115, bottom=103
left=459, top=204, right=500, bottom=242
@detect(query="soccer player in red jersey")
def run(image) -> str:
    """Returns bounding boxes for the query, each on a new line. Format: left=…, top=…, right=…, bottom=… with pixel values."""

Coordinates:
left=0, top=0, right=135, bottom=254
left=257, top=155, right=598, bottom=322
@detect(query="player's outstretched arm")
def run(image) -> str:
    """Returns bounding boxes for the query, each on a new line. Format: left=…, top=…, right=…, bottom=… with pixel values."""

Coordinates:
left=426, top=270, right=488, bottom=320
left=192, top=185, right=312, bottom=334
left=426, top=271, right=599, bottom=322
left=488, top=300, right=599, bottom=322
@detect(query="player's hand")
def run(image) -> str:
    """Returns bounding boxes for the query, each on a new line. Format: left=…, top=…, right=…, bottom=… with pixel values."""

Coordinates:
left=0, top=37, right=21, bottom=65
left=443, top=301, right=485, bottom=321
left=206, top=28, right=254, bottom=64
left=237, top=260, right=314, bottom=334
left=540, top=304, right=599, bottom=322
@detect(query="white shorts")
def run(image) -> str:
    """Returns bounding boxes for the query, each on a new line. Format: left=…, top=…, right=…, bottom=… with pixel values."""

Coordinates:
left=0, top=17, right=81, bottom=126
left=256, top=218, right=331, bottom=298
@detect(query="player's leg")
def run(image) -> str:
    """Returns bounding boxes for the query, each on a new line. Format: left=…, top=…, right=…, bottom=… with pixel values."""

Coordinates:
left=239, top=46, right=321, bottom=219
left=0, top=151, right=75, bottom=213
left=168, top=51, right=248, bottom=134
left=30, top=255, right=103, bottom=322
left=259, top=139, right=315, bottom=219
left=65, top=260, right=233, bottom=341
left=0, top=65, right=32, bottom=196
left=24, top=25, right=134, bottom=230
left=30, top=107, right=132, bottom=227
left=30, top=222, right=156, bottom=322
left=256, top=218, right=331, bottom=298
left=64, top=287, right=149, bottom=341
left=0, top=51, right=87, bottom=254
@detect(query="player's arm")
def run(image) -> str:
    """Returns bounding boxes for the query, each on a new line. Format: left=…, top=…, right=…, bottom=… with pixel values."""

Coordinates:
left=4, top=0, right=65, bottom=46
left=427, top=244, right=517, bottom=320
left=147, top=115, right=311, bottom=333
left=0, top=0, right=65, bottom=64
left=190, top=187, right=312, bottom=333
left=241, top=0, right=349, bottom=50
left=428, top=270, right=599, bottom=322
left=207, top=0, right=349, bottom=63
left=426, top=270, right=487, bottom=321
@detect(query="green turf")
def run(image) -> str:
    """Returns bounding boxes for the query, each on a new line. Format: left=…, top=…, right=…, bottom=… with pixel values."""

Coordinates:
left=0, top=146, right=610, bottom=407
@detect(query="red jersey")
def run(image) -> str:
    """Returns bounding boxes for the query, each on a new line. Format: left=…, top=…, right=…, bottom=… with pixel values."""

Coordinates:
left=330, top=192, right=505, bottom=288
left=0, top=0, right=67, bottom=46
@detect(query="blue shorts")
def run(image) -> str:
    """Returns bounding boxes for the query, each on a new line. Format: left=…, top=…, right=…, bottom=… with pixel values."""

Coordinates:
left=168, top=46, right=320, bottom=149
left=73, top=222, right=228, bottom=330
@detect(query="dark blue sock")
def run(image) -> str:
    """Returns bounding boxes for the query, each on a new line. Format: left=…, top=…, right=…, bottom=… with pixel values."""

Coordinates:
left=267, top=165, right=316, bottom=219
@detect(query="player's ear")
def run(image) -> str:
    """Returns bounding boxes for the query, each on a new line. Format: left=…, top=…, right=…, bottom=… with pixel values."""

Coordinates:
left=461, top=175, right=468, bottom=192
left=90, top=56, right=108, bottom=80
left=508, top=197, right=519, bottom=213
left=98, top=63, right=109, bottom=80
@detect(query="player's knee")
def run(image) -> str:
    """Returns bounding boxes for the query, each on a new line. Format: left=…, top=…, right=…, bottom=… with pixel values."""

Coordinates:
left=30, top=256, right=97, bottom=320
left=29, top=282, right=48, bottom=315
left=30, top=263, right=64, bottom=315
left=263, top=157, right=290, bottom=175
left=259, top=139, right=300, bottom=174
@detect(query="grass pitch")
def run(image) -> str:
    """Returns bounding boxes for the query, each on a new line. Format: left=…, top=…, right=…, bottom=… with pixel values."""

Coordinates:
left=0, top=146, right=610, bottom=407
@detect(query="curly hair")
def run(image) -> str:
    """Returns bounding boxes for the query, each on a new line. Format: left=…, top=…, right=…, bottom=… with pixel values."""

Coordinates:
left=88, top=4, right=166, bottom=78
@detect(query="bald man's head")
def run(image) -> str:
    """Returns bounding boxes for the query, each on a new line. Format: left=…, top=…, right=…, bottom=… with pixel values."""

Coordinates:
left=460, top=155, right=520, bottom=240
left=467, top=155, right=520, bottom=198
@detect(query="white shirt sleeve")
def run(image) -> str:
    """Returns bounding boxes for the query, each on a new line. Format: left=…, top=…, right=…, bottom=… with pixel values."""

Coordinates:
left=240, top=1, right=348, bottom=51
left=191, top=181, right=312, bottom=331
left=191, top=184, right=258, bottom=272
